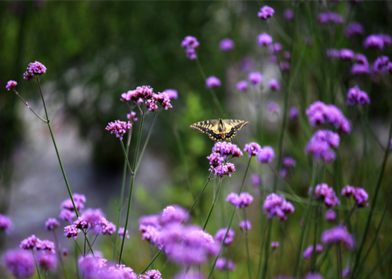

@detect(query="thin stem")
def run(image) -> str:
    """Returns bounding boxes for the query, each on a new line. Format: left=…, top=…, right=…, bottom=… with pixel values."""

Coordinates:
left=37, top=76, right=49, bottom=120
left=73, top=239, right=83, bottom=255
left=32, top=251, right=42, bottom=279
left=53, top=231, right=68, bottom=279
left=83, top=233, right=87, bottom=256
left=336, top=244, right=343, bottom=279
left=75, top=242, right=80, bottom=279
left=363, top=243, right=392, bottom=279
left=12, top=89, right=48, bottom=122
left=135, top=111, right=160, bottom=172
left=118, top=115, right=145, bottom=264
left=310, top=205, right=321, bottom=271
left=243, top=208, right=252, bottom=279
left=203, top=178, right=222, bottom=230
left=120, top=140, right=134, bottom=175
left=257, top=219, right=270, bottom=278
left=112, top=126, right=133, bottom=262
left=279, top=222, right=285, bottom=277
left=351, top=116, right=392, bottom=278
left=239, top=158, right=252, bottom=194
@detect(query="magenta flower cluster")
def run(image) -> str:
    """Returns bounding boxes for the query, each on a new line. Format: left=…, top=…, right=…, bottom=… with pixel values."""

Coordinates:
left=257, top=146, right=275, bottom=163
left=344, top=22, right=364, bottom=38
left=258, top=33, right=273, bottom=46
left=226, top=192, right=254, bottom=208
left=181, top=36, right=199, bottom=60
left=263, top=193, right=295, bottom=221
left=347, top=86, right=370, bottom=105
left=306, top=101, right=351, bottom=134
left=23, top=61, right=47, bottom=80
left=45, top=218, right=60, bottom=231
left=239, top=220, right=251, bottom=231
left=318, top=11, right=343, bottom=24
left=321, top=226, right=355, bottom=250
left=220, top=38, right=235, bottom=52
left=120, top=85, right=173, bottom=111
left=303, top=244, right=323, bottom=259
left=105, top=120, right=132, bottom=141
left=309, top=183, right=340, bottom=208
left=306, top=130, right=340, bottom=163
left=258, top=5, right=274, bottom=19
left=237, top=80, right=248, bottom=92
left=207, top=142, right=242, bottom=177
left=243, top=142, right=262, bottom=158
left=20, top=235, right=55, bottom=253
left=342, top=185, right=369, bottom=207
left=248, top=71, right=263, bottom=85
left=2, top=249, right=35, bottom=278
left=5, top=80, right=17, bottom=91
left=215, top=257, right=236, bottom=271
left=0, top=214, right=12, bottom=234
left=373, top=55, right=391, bottom=74
left=215, top=228, right=235, bottom=245
left=206, top=76, right=221, bottom=88
left=59, top=193, right=86, bottom=223
left=363, top=34, right=391, bottom=50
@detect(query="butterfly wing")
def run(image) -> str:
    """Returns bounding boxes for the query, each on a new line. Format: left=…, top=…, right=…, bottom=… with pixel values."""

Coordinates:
left=221, top=119, right=249, bottom=141
left=190, top=119, right=249, bottom=142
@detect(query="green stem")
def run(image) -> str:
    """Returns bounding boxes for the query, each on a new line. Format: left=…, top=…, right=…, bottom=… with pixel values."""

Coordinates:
left=112, top=126, right=133, bottom=262
left=363, top=243, right=392, bottom=279
left=243, top=208, right=252, bottom=279
left=310, top=204, right=321, bottom=271
left=32, top=251, right=42, bottom=279
left=13, top=89, right=47, bottom=123
left=257, top=219, right=270, bottom=279
left=203, top=178, right=222, bottom=230
left=278, top=222, right=285, bottom=277
left=118, top=115, right=145, bottom=264
left=351, top=116, right=392, bottom=278
left=75, top=242, right=80, bottom=279
left=336, top=244, right=342, bottom=279
left=53, top=231, right=67, bottom=279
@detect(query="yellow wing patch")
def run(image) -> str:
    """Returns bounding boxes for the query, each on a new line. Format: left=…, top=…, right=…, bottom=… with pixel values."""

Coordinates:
left=190, top=118, right=248, bottom=141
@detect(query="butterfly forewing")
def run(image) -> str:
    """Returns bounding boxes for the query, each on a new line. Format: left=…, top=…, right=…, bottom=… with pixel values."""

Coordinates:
left=190, top=118, right=248, bottom=142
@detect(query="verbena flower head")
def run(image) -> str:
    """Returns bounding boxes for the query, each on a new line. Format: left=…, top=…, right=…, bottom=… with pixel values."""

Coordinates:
left=206, top=76, right=221, bottom=88
left=340, top=49, right=355, bottom=61
left=64, top=225, right=79, bottom=239
left=258, top=5, right=274, bottom=19
left=5, top=80, right=17, bottom=91
left=101, top=222, right=116, bottom=235
left=283, top=9, right=294, bottom=21
left=239, top=220, right=251, bottom=231
left=120, top=85, right=172, bottom=111
left=341, top=185, right=369, bottom=207
left=345, top=22, right=364, bottom=38
left=289, top=106, right=299, bottom=120
left=215, top=258, right=236, bottom=271
left=309, top=183, right=340, bottom=208
left=251, top=174, right=261, bottom=186
left=325, top=209, right=337, bottom=222
left=269, top=43, right=282, bottom=54
left=45, top=218, right=60, bottom=231
left=23, top=61, right=47, bottom=80
left=326, top=49, right=340, bottom=60
left=118, top=227, right=130, bottom=239
left=306, top=101, right=351, bottom=134
left=79, top=253, right=108, bottom=278
left=104, top=264, right=137, bottom=279
left=258, top=33, right=273, bottom=46
left=20, top=235, right=39, bottom=250
left=257, top=146, right=275, bottom=163
left=212, top=142, right=243, bottom=158
left=237, top=80, right=248, bottom=92
left=280, top=61, right=290, bottom=72
left=283, top=157, right=296, bottom=168
left=0, top=214, right=12, bottom=234
left=37, top=251, right=57, bottom=272
left=303, top=244, right=323, bottom=259
left=2, top=249, right=35, bottom=278
left=139, top=269, right=162, bottom=279
left=343, top=266, right=350, bottom=277
left=220, top=38, right=235, bottom=51
left=163, top=89, right=178, bottom=100
left=284, top=51, right=291, bottom=61
left=305, top=130, right=340, bottom=163
left=304, top=273, right=324, bottom=279
left=355, top=53, right=369, bottom=65
left=244, top=142, right=262, bottom=157
left=321, top=226, right=355, bottom=250
left=351, top=64, right=370, bottom=75
left=105, top=120, right=132, bottom=140
left=215, top=228, right=235, bottom=245
left=127, top=111, right=138, bottom=122
left=59, top=209, right=76, bottom=223
left=181, top=36, right=199, bottom=49
left=373, top=55, right=390, bottom=74
left=269, top=79, right=280, bottom=91
left=363, top=35, right=384, bottom=50
left=318, top=11, right=343, bottom=24
left=248, top=72, right=263, bottom=85
left=267, top=101, right=280, bottom=113
left=226, top=192, right=253, bottom=208
left=263, top=193, right=295, bottom=221
left=271, top=241, right=279, bottom=249
left=347, top=86, right=370, bottom=105
left=160, top=205, right=188, bottom=224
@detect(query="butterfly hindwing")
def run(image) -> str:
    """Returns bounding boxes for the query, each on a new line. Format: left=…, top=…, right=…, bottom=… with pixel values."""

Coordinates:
left=190, top=118, right=248, bottom=142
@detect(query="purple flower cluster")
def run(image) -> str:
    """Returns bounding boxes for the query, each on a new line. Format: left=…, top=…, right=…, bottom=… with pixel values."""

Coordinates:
left=271, top=241, right=279, bottom=249
left=219, top=38, right=235, bottom=52
left=160, top=205, right=188, bottom=224
left=309, top=183, right=340, bottom=208
left=208, top=142, right=242, bottom=177
left=181, top=36, right=199, bottom=60
left=105, top=120, right=132, bottom=141
left=5, top=80, right=17, bottom=91
left=326, top=48, right=356, bottom=61
left=127, top=111, right=138, bottom=122
left=269, top=79, right=280, bottom=91
left=59, top=193, right=86, bottom=222
left=267, top=101, right=280, bottom=113
left=318, top=11, right=343, bottom=24
left=215, top=228, right=235, bottom=245
left=248, top=72, right=263, bottom=85
left=269, top=43, right=282, bottom=54
left=263, top=193, right=295, bottom=221
left=325, top=209, right=337, bottom=222
left=347, top=86, right=370, bottom=105
left=342, top=185, right=369, bottom=207
left=258, top=33, right=273, bottom=46
left=2, top=249, right=35, bottom=278
left=23, top=61, right=47, bottom=80
left=283, top=9, right=294, bottom=21
left=120, top=85, right=172, bottom=111
left=373, top=55, right=391, bottom=74
left=0, top=214, right=12, bottom=234
left=290, top=106, right=299, bottom=120
left=257, top=146, right=275, bottom=163
left=258, top=5, right=274, bottom=19
left=206, top=76, right=221, bottom=88
left=306, top=101, right=351, bottom=134
left=226, top=192, right=254, bottom=208
left=363, top=34, right=391, bottom=50
left=321, top=226, right=355, bottom=250
left=243, top=142, right=262, bottom=157
left=20, top=235, right=55, bottom=253
left=305, top=130, right=340, bottom=163
left=303, top=244, right=323, bottom=259
left=118, top=227, right=130, bottom=239
left=239, top=220, right=251, bottom=231
left=236, top=80, right=248, bottom=92
left=344, top=22, right=364, bottom=38
left=139, top=269, right=162, bottom=279
left=283, top=157, right=296, bottom=168
left=37, top=251, right=57, bottom=272
left=215, top=258, right=236, bottom=271
left=45, top=218, right=60, bottom=231
left=162, top=89, right=178, bottom=100
left=305, top=273, right=324, bottom=279
left=280, top=61, right=290, bottom=72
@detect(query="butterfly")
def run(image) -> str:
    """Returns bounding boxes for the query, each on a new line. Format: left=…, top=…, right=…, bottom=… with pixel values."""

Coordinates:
left=190, top=118, right=249, bottom=141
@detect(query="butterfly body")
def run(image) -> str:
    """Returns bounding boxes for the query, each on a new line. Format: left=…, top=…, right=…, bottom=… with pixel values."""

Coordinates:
left=190, top=118, right=248, bottom=141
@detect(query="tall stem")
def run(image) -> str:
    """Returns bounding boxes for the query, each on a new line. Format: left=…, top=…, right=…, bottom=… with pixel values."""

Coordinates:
left=53, top=231, right=68, bottom=279
left=118, top=115, right=145, bottom=264
left=243, top=208, right=252, bottom=279
left=203, top=178, right=222, bottom=230
left=32, top=251, right=42, bottom=279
